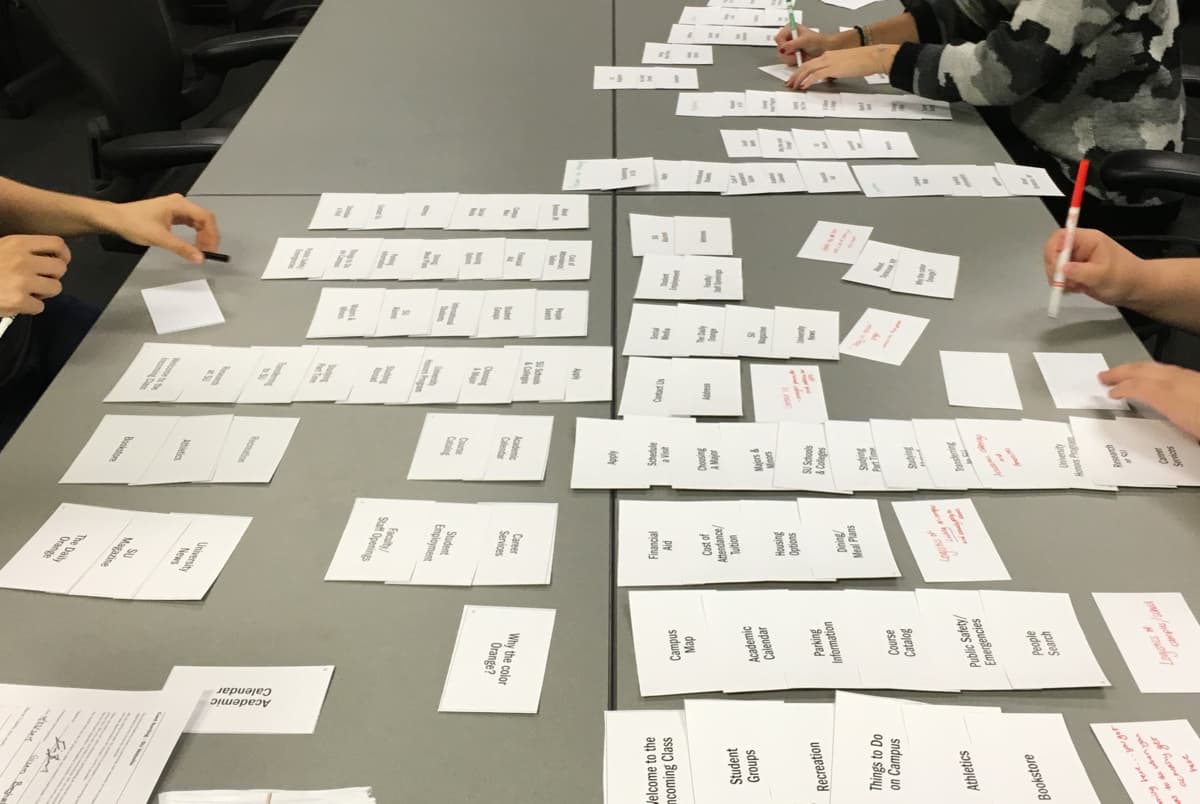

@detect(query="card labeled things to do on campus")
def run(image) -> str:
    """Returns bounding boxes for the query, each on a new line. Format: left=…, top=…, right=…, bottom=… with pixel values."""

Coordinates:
left=326, top=498, right=557, bottom=586
left=439, top=605, right=555, bottom=713
left=0, top=504, right=250, bottom=600
left=0, top=683, right=193, bottom=804
left=408, top=413, right=553, bottom=481
left=163, top=666, right=334, bottom=734
left=627, top=587, right=1109, bottom=695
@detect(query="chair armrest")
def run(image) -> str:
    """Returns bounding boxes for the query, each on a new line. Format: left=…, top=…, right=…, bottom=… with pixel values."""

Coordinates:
left=1183, top=63, right=1200, bottom=98
left=99, top=128, right=228, bottom=173
left=189, top=27, right=302, bottom=73
left=1100, top=150, right=1200, bottom=198
left=261, top=0, right=322, bottom=27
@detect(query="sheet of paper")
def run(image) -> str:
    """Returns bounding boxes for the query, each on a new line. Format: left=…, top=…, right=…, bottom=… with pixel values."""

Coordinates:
left=406, top=348, right=472, bottom=405
left=371, top=239, right=420, bottom=279
left=916, top=588, right=1012, bottom=691
left=643, top=41, right=714, bottom=64
left=0, top=683, right=192, bottom=804
left=617, top=356, right=674, bottom=418
left=163, top=666, right=334, bottom=734
left=869, top=418, right=933, bottom=489
left=674, top=216, right=733, bottom=256
left=839, top=308, right=928, bottom=366
left=60, top=415, right=177, bottom=484
left=306, top=288, right=385, bottom=339
left=842, top=240, right=900, bottom=290
left=141, top=279, right=225, bottom=335
left=625, top=303, right=684, bottom=357
left=563, top=346, right=614, bottom=402
left=1092, top=719, right=1200, bottom=804
left=570, top=417, right=649, bottom=489
left=724, top=162, right=807, bottom=195
left=794, top=160, right=861, bottom=193
left=104, top=342, right=202, bottom=402
left=439, top=605, right=555, bottom=713
left=472, top=502, right=557, bottom=585
left=797, top=498, right=900, bottom=579
left=888, top=246, right=959, bottom=299
left=400, top=501, right=489, bottom=586
left=342, top=346, right=423, bottom=404
left=750, top=363, right=827, bottom=422
left=604, top=710, right=698, bottom=804
left=403, top=193, right=459, bottom=228
left=562, top=157, right=655, bottom=190
left=1033, top=352, right=1126, bottom=410
left=858, top=128, right=918, bottom=158
left=773, top=421, right=842, bottom=494
left=1093, top=592, right=1200, bottom=693
left=135, top=513, right=250, bottom=600
left=670, top=357, right=743, bottom=416
left=972, top=712, right=1101, bottom=803
left=841, top=589, right=958, bottom=691
left=628, top=589, right=721, bottom=695
left=308, top=193, right=371, bottom=229
left=980, top=590, right=1110, bottom=689
left=723, top=305, right=776, bottom=358
left=940, top=351, right=1023, bottom=410
left=706, top=589, right=805, bottom=692
left=541, top=239, right=592, bottom=280
left=480, top=415, right=554, bottom=481
left=629, top=213, right=676, bottom=256
left=238, top=346, right=318, bottom=403
left=994, top=162, right=1064, bottom=196
left=407, top=413, right=494, bottom=480
left=825, top=419, right=893, bottom=491
left=500, top=238, right=548, bottom=280
left=324, top=497, right=426, bottom=582
left=1071, top=415, right=1200, bottom=488
left=796, top=221, right=874, bottom=264
left=375, top=288, right=438, bottom=337
left=956, top=418, right=1075, bottom=490
left=58, top=511, right=185, bottom=599
left=474, top=289, right=538, bottom=339
left=686, top=700, right=803, bottom=804
left=175, top=345, right=259, bottom=403
left=772, top=306, right=840, bottom=360
left=354, top=192, right=409, bottom=230
left=210, top=416, right=300, bottom=483
left=892, top=499, right=1010, bottom=583
left=830, top=691, right=916, bottom=800
left=0, top=503, right=135, bottom=593
left=508, top=346, right=568, bottom=403
left=428, top=290, right=486, bottom=337
left=319, top=238, right=383, bottom=280
left=676, top=302, right=726, bottom=357
left=293, top=345, right=368, bottom=402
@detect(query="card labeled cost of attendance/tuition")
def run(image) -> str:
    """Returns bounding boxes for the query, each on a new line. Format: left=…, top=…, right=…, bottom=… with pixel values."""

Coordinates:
left=439, top=605, right=556, bottom=713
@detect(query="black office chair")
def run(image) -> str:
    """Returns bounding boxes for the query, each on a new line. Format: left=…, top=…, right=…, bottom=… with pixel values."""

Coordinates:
left=23, top=0, right=300, bottom=202
left=170, top=0, right=320, bottom=28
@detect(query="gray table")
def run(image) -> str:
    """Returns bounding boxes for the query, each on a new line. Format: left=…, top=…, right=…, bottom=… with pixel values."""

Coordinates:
left=0, top=195, right=615, bottom=802
left=191, top=0, right=615, bottom=195
left=0, top=0, right=1194, bottom=801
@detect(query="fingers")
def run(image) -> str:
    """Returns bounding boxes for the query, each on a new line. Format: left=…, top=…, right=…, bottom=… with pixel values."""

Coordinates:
left=1066, top=228, right=1108, bottom=263
left=164, top=195, right=221, bottom=255
left=775, top=26, right=791, bottom=47
left=28, top=255, right=68, bottom=279
left=153, top=230, right=206, bottom=264
left=24, top=274, right=62, bottom=301
left=1059, top=260, right=1107, bottom=293
left=13, top=235, right=71, bottom=263
left=786, top=58, right=822, bottom=89
left=1100, top=361, right=1174, bottom=388
left=14, top=295, right=45, bottom=316
left=1043, top=229, right=1067, bottom=277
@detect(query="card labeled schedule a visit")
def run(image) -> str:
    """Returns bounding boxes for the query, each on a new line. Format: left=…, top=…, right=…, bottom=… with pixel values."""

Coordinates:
left=440, top=605, right=556, bottom=713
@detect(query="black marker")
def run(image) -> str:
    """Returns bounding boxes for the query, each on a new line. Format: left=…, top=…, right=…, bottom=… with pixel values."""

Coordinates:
left=202, top=251, right=231, bottom=263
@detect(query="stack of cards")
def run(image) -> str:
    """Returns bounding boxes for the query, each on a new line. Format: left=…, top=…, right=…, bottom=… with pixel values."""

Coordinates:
left=263, top=237, right=591, bottom=281
left=629, top=214, right=733, bottom=256
left=677, top=90, right=952, bottom=119
left=619, top=357, right=743, bottom=417
left=722, top=127, right=918, bottom=159
left=162, top=790, right=376, bottom=804
left=306, top=288, right=589, bottom=339
left=61, top=415, right=299, bottom=485
left=326, top=499, right=557, bottom=586
left=642, top=42, right=714, bottom=64
left=605, top=694, right=1103, bottom=804
left=593, top=66, right=699, bottom=89
left=308, top=193, right=588, bottom=231
left=618, top=497, right=1008, bottom=586
left=624, top=302, right=841, bottom=360
left=569, top=416, right=1170, bottom=492
left=439, top=605, right=556, bottom=713
left=634, top=255, right=743, bottom=300
left=408, top=413, right=554, bottom=481
left=629, top=588, right=1110, bottom=694
left=106, top=343, right=612, bottom=406
left=0, top=503, right=249, bottom=599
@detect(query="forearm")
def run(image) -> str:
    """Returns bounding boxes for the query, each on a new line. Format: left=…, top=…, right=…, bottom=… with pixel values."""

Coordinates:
left=865, top=13, right=920, bottom=45
left=0, top=178, right=118, bottom=238
left=1127, top=259, right=1200, bottom=332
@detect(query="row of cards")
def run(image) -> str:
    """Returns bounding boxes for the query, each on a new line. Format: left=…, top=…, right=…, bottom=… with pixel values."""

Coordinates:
left=262, top=237, right=591, bottom=282
left=108, top=342, right=612, bottom=406
left=666, top=23, right=777, bottom=47
left=439, top=605, right=555, bottom=713
left=593, top=66, right=699, bottom=90
left=568, top=415, right=1200, bottom=491
left=163, top=791, right=374, bottom=804
left=408, top=413, right=554, bottom=481
left=722, top=127, right=918, bottom=160
left=62, top=415, right=298, bottom=486
left=0, top=504, right=249, bottom=600
left=565, top=156, right=1061, bottom=197
left=678, top=4, right=792, bottom=25
left=629, top=213, right=733, bottom=256
left=642, top=42, right=714, bottom=64
left=625, top=303, right=925, bottom=365
left=618, top=497, right=1007, bottom=585
left=605, top=694, right=1107, bottom=804
left=306, top=288, right=590, bottom=340
left=628, top=588, right=1109, bottom=694
left=635, top=254, right=743, bottom=300
left=307, top=193, right=588, bottom=231
left=326, top=499, right=557, bottom=586
left=675, top=90, right=952, bottom=119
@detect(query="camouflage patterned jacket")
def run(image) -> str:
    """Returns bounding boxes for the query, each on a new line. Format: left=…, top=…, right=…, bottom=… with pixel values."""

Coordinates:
left=891, top=0, right=1184, bottom=202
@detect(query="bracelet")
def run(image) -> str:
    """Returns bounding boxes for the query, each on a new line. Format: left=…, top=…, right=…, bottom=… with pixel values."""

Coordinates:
left=863, top=24, right=874, bottom=45
left=853, top=24, right=868, bottom=47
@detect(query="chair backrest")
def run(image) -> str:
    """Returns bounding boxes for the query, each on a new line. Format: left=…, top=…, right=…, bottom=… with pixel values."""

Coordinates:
left=23, top=0, right=184, bottom=135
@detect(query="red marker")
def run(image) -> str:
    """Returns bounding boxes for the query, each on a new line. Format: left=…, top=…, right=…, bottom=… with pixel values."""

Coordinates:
left=1048, top=159, right=1090, bottom=318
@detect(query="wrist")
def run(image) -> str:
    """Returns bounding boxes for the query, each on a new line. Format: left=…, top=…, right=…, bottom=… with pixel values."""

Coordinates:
left=831, top=29, right=859, bottom=50
left=874, top=44, right=900, bottom=74
left=81, top=199, right=121, bottom=236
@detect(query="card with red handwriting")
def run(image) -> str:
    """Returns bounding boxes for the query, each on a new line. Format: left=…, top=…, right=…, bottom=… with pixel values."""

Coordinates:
left=796, top=221, right=874, bottom=264
left=891, top=498, right=1010, bottom=583
left=1091, top=719, right=1200, bottom=804
left=839, top=308, right=928, bottom=366
left=1093, top=592, right=1200, bottom=693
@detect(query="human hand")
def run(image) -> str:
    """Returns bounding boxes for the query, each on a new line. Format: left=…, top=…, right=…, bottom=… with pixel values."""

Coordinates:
left=775, top=25, right=834, bottom=66
left=103, top=193, right=220, bottom=264
left=0, top=235, right=69, bottom=316
left=1101, top=361, right=1200, bottom=439
left=785, top=45, right=898, bottom=90
left=1043, top=228, right=1143, bottom=308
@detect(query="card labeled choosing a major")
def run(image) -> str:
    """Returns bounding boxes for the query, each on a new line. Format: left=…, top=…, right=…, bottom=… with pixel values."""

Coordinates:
left=163, top=665, right=334, bottom=734
left=439, top=605, right=556, bottom=713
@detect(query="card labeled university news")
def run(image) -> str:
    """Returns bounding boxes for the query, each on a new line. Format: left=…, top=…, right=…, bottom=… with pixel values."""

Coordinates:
left=163, top=665, right=334, bottom=734
left=1093, top=592, right=1200, bottom=693
left=439, top=605, right=555, bottom=713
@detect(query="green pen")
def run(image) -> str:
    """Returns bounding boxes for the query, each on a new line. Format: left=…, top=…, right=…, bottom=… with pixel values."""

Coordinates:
left=787, top=0, right=802, bottom=61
